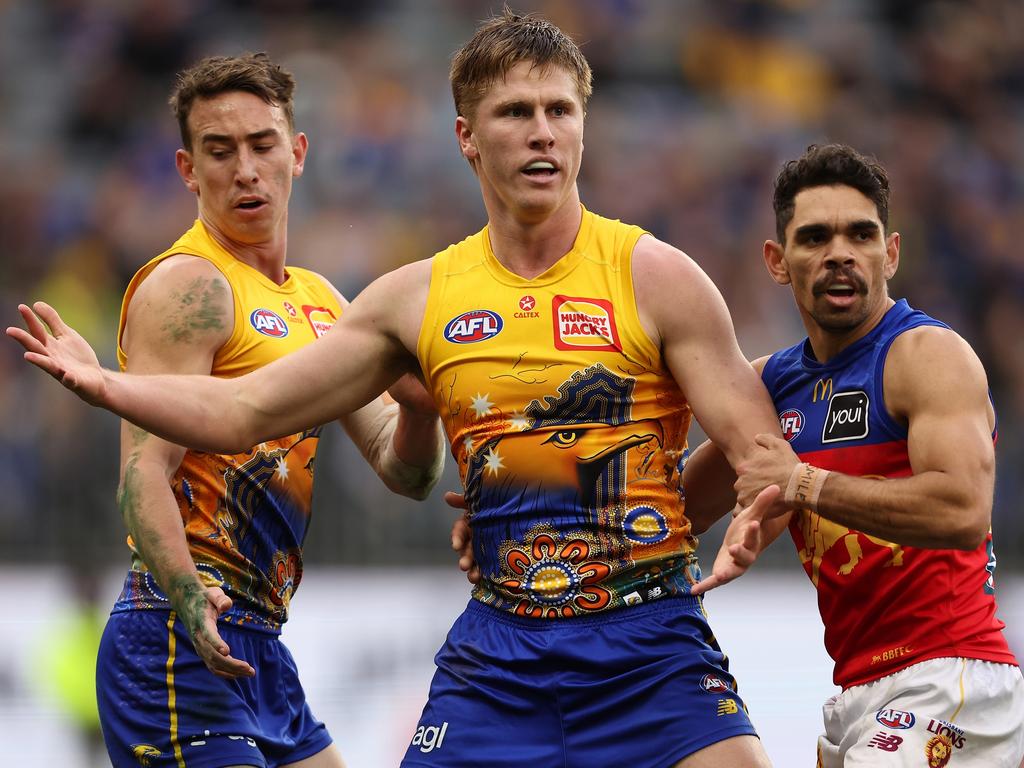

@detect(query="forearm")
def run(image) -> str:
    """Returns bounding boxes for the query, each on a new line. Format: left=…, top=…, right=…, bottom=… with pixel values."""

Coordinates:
left=104, top=368, right=253, bottom=452
left=813, top=469, right=989, bottom=549
left=117, top=456, right=209, bottom=615
left=343, top=401, right=446, bottom=500
left=681, top=441, right=738, bottom=535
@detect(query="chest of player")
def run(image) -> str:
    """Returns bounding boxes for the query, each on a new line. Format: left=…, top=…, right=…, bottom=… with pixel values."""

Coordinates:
left=216, top=289, right=340, bottom=377
left=771, top=359, right=910, bottom=476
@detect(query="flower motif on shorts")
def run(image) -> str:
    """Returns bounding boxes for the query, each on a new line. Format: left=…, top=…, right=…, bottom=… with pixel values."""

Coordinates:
left=499, top=527, right=612, bottom=618
left=925, top=735, right=952, bottom=768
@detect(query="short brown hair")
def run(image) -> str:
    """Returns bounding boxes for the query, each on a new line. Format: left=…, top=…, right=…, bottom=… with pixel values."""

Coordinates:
left=773, top=143, right=891, bottom=244
left=450, top=7, right=593, bottom=119
left=169, top=52, right=296, bottom=149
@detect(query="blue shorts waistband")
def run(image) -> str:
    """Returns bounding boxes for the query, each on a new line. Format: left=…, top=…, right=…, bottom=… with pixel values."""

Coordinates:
left=465, top=594, right=702, bottom=628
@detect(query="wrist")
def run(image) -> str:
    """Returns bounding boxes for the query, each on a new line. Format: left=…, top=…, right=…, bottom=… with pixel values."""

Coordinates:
left=784, top=462, right=830, bottom=510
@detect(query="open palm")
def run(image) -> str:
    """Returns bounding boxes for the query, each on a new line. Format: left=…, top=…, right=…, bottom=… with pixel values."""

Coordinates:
left=6, top=302, right=107, bottom=404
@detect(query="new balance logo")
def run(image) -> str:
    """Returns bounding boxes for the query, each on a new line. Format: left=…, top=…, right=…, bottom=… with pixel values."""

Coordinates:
left=716, top=699, right=739, bottom=716
left=411, top=722, right=449, bottom=753
left=867, top=732, right=903, bottom=752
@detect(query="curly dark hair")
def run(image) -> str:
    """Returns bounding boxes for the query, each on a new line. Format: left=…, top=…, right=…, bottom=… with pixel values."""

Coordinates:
left=773, top=143, right=890, bottom=243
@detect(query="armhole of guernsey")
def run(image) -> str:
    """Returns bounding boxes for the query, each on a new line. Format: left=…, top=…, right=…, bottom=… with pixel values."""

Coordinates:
left=115, top=252, right=237, bottom=373
left=415, top=251, right=449, bottom=394
left=615, top=227, right=663, bottom=370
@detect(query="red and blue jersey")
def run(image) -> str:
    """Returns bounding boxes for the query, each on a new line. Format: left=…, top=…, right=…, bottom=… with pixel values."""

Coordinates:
left=762, top=299, right=1016, bottom=688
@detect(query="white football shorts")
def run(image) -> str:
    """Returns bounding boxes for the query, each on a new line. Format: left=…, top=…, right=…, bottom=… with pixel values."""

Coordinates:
left=816, top=657, right=1024, bottom=768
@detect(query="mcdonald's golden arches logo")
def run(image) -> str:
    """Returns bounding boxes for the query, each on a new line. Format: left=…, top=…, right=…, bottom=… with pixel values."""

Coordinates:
left=813, top=378, right=833, bottom=403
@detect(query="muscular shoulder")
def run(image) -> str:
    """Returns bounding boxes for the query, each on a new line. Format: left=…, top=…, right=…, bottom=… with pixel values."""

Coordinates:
left=883, top=324, right=992, bottom=427
left=123, top=254, right=233, bottom=373
left=631, top=234, right=730, bottom=345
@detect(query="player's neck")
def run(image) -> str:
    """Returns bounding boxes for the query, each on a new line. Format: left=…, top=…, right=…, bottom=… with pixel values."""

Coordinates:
left=805, top=297, right=895, bottom=362
left=486, top=198, right=583, bottom=280
left=201, top=215, right=289, bottom=284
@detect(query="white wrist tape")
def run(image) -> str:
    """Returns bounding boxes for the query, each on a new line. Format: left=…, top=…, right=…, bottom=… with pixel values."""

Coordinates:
left=784, top=462, right=830, bottom=510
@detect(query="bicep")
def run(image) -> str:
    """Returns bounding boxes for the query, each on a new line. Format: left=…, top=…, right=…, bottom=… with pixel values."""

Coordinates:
left=120, top=257, right=230, bottom=475
left=636, top=244, right=778, bottom=463
left=889, top=329, right=995, bottom=487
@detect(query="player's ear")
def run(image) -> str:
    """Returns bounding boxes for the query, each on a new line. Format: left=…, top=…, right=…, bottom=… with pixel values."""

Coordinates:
left=883, top=231, right=900, bottom=280
left=456, top=115, right=478, bottom=162
left=175, top=148, right=199, bottom=194
left=291, top=132, right=309, bottom=178
left=763, top=240, right=791, bottom=285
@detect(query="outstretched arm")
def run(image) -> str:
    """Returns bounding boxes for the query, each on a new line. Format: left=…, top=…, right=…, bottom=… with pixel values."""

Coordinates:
left=734, top=326, right=994, bottom=549
left=8, top=262, right=427, bottom=454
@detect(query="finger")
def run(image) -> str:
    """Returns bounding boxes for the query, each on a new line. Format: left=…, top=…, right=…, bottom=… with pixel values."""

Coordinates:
left=727, top=543, right=758, bottom=568
left=23, top=351, right=67, bottom=379
left=754, top=433, right=775, bottom=448
left=31, top=301, right=69, bottom=337
left=467, top=565, right=481, bottom=585
left=443, top=491, right=468, bottom=510
left=740, top=519, right=761, bottom=549
left=753, top=484, right=781, bottom=511
left=6, top=326, right=48, bottom=356
left=690, top=574, right=722, bottom=596
left=208, top=655, right=256, bottom=678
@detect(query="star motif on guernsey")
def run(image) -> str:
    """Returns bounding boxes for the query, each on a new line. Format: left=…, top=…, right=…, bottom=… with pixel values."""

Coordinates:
left=483, top=447, right=505, bottom=476
left=463, top=435, right=475, bottom=455
left=275, top=456, right=290, bottom=481
left=509, top=411, right=530, bottom=431
left=470, top=392, right=493, bottom=418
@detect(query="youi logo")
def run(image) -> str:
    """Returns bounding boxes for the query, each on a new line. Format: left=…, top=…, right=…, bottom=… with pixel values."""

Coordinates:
left=443, top=310, right=503, bottom=344
left=250, top=308, right=289, bottom=338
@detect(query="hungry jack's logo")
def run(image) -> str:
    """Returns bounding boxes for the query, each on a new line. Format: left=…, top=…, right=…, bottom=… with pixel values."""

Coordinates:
left=302, top=305, right=337, bottom=339
left=552, top=296, right=620, bottom=352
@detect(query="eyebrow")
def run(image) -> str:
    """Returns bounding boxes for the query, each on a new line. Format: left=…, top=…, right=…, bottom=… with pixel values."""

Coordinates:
left=793, top=219, right=880, bottom=239
left=200, top=128, right=280, bottom=145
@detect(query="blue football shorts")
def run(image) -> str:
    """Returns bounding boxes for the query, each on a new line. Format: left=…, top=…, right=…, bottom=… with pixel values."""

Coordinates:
left=96, top=609, right=332, bottom=768
left=402, top=595, right=758, bottom=767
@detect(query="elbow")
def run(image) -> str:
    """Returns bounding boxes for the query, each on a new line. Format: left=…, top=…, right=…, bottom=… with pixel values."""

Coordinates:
left=945, top=504, right=990, bottom=551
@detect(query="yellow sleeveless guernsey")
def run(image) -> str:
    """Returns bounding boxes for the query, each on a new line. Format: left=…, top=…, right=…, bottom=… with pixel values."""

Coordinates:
left=113, top=219, right=342, bottom=631
left=418, top=207, right=698, bottom=618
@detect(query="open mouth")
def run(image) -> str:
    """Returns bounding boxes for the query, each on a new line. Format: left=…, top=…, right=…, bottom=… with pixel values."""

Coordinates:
left=236, top=198, right=266, bottom=210
left=522, top=161, right=557, bottom=178
left=824, top=284, right=856, bottom=298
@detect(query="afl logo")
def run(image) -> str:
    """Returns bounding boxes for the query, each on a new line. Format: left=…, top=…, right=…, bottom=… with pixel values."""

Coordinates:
left=779, top=408, right=804, bottom=441
left=876, top=708, right=916, bottom=730
left=250, top=308, right=289, bottom=338
left=699, top=673, right=730, bottom=694
left=443, top=310, right=503, bottom=344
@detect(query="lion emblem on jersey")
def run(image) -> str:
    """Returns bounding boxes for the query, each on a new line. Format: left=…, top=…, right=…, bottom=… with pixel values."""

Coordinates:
left=131, top=744, right=162, bottom=766
left=795, top=509, right=903, bottom=587
left=925, top=734, right=952, bottom=767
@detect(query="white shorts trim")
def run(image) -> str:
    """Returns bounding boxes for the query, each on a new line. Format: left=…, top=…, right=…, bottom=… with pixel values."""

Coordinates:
left=816, top=657, right=1024, bottom=768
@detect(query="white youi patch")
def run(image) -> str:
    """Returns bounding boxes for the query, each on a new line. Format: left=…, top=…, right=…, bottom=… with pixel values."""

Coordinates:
left=822, top=390, right=869, bottom=443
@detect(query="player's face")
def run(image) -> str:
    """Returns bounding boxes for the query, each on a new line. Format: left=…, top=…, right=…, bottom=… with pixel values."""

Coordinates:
left=456, top=61, right=584, bottom=224
left=175, top=91, right=307, bottom=245
left=765, top=184, right=899, bottom=337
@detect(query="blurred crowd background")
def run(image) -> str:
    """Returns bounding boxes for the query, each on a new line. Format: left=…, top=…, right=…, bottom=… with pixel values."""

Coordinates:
left=2, top=0, right=1022, bottom=571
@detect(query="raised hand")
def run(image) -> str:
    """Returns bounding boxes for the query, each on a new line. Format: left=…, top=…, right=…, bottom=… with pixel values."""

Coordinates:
left=691, top=484, right=781, bottom=596
left=6, top=302, right=107, bottom=404
left=445, top=491, right=480, bottom=585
